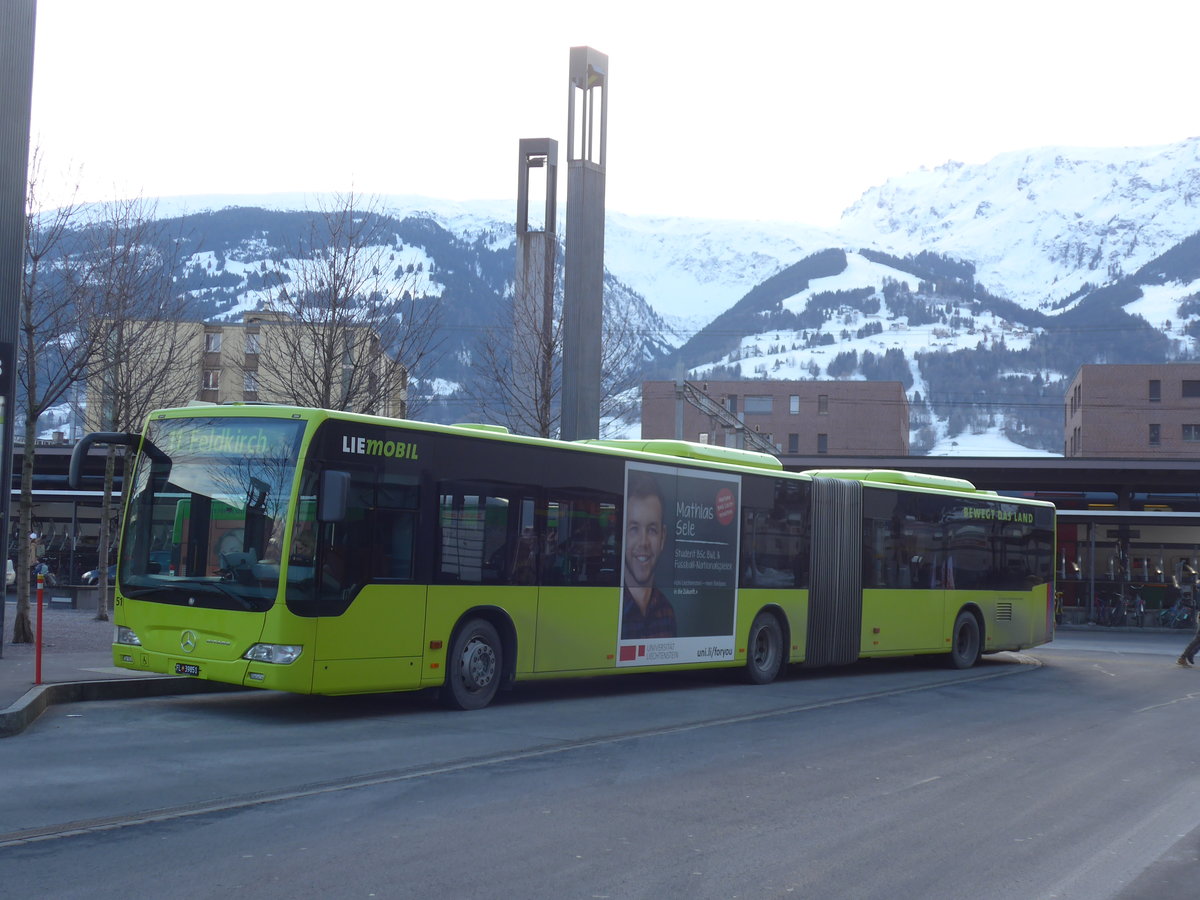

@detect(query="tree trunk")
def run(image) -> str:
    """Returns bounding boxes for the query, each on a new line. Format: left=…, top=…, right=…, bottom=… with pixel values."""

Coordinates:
left=10, top=424, right=37, bottom=643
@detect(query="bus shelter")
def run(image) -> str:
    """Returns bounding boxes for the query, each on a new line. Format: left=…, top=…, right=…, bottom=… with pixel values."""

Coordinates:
left=6, top=489, right=115, bottom=585
left=1056, top=509, right=1200, bottom=626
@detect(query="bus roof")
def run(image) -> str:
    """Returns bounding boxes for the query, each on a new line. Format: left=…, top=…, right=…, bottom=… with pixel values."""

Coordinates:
left=577, top=439, right=784, bottom=471
left=148, top=405, right=791, bottom=474
left=147, top=408, right=1046, bottom=506
left=803, top=469, right=983, bottom=493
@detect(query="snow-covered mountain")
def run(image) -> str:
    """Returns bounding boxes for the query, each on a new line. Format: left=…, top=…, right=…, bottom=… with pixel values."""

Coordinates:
left=82, top=137, right=1200, bottom=453
left=602, top=213, right=832, bottom=335
left=838, top=138, right=1200, bottom=308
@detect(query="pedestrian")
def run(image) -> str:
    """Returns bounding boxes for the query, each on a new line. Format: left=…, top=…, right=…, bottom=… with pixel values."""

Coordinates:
left=1178, top=612, right=1200, bottom=667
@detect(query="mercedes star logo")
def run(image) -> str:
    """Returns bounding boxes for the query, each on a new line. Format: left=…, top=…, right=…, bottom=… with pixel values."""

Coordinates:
left=180, top=630, right=197, bottom=653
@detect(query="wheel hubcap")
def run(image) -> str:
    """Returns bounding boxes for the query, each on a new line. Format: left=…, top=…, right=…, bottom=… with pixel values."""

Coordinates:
left=753, top=626, right=775, bottom=667
left=956, top=623, right=974, bottom=655
left=462, top=638, right=496, bottom=690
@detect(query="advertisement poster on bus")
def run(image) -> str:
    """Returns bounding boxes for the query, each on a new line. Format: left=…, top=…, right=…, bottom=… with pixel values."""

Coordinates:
left=618, top=461, right=741, bottom=667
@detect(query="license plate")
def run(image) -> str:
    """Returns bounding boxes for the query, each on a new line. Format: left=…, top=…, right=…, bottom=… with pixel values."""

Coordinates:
left=175, top=663, right=201, bottom=677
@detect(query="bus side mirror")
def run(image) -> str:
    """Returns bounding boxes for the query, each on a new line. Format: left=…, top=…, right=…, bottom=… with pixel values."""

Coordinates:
left=318, top=470, right=351, bottom=523
left=69, top=431, right=140, bottom=489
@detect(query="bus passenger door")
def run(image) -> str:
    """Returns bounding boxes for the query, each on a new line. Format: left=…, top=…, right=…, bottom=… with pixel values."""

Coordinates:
left=425, top=486, right=540, bottom=679
left=310, top=470, right=427, bottom=694
left=534, top=493, right=621, bottom=672
left=858, top=486, right=943, bottom=655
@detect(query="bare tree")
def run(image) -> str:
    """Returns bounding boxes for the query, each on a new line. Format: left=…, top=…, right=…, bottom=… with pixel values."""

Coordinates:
left=472, top=263, right=563, bottom=437
left=597, top=279, right=649, bottom=430
left=252, top=192, right=441, bottom=417
left=12, top=155, right=105, bottom=641
left=81, top=196, right=196, bottom=621
left=471, top=262, right=646, bottom=438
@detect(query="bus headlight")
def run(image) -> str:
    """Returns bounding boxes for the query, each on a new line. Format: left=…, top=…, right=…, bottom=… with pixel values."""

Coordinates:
left=243, top=643, right=303, bottom=665
left=115, top=626, right=142, bottom=646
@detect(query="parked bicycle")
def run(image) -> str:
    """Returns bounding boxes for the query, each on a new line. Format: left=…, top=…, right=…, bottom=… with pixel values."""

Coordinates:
left=1128, top=584, right=1146, bottom=628
left=1093, top=591, right=1123, bottom=626
left=1158, top=597, right=1194, bottom=629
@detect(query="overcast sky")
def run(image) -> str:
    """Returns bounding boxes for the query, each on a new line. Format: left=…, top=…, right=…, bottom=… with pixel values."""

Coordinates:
left=27, top=0, right=1200, bottom=226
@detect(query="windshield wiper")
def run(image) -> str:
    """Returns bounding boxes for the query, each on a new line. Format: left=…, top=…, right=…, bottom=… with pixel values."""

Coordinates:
left=155, top=577, right=261, bottom=611
left=120, top=585, right=170, bottom=599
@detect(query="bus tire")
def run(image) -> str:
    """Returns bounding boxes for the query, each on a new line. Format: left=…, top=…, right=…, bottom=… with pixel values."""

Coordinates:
left=443, top=618, right=502, bottom=710
left=745, top=611, right=784, bottom=684
left=947, top=610, right=981, bottom=669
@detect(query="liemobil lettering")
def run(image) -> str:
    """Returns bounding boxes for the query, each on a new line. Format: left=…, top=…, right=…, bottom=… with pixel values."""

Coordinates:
left=341, top=434, right=420, bottom=460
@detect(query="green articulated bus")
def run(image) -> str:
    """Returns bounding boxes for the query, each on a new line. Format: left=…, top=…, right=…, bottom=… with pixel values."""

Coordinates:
left=70, top=404, right=1056, bottom=710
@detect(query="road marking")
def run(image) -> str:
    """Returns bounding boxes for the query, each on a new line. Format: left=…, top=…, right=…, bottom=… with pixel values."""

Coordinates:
left=1136, top=691, right=1200, bottom=713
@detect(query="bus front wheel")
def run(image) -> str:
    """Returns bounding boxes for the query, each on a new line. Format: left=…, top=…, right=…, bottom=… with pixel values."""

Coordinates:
left=745, top=611, right=784, bottom=684
left=444, top=618, right=502, bottom=710
left=947, top=611, right=981, bottom=669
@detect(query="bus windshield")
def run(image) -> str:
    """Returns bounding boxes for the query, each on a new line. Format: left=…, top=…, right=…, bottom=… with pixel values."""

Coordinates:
left=118, top=415, right=308, bottom=612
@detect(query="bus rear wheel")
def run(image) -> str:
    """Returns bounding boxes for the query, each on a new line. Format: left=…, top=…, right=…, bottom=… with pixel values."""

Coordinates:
left=443, top=618, right=502, bottom=710
left=745, top=611, right=784, bottom=684
left=947, top=610, right=981, bottom=669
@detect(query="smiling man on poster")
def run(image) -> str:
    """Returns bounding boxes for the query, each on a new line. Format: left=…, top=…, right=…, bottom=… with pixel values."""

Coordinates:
left=618, top=462, right=741, bottom=666
left=621, top=470, right=676, bottom=639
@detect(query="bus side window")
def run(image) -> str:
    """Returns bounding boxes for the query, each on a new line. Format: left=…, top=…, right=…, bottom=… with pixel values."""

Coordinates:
left=863, top=488, right=929, bottom=590
left=374, top=478, right=419, bottom=581
left=740, top=477, right=810, bottom=590
left=542, top=494, right=618, bottom=587
left=375, top=510, right=416, bottom=580
left=437, top=487, right=514, bottom=585
left=317, top=469, right=374, bottom=608
left=512, top=498, right=538, bottom=585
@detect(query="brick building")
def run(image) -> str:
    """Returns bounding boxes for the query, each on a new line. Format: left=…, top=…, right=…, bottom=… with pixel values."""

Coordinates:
left=1065, top=363, right=1200, bottom=458
left=640, top=380, right=909, bottom=456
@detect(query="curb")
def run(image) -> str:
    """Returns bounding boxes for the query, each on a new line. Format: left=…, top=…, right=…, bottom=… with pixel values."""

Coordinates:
left=0, top=677, right=247, bottom=739
left=1057, top=624, right=1195, bottom=635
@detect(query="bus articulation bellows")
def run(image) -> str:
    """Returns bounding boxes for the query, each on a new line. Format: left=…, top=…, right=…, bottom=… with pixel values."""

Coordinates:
left=71, top=405, right=1056, bottom=710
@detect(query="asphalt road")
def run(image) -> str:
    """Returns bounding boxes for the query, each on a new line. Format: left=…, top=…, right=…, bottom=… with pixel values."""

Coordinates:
left=1, top=630, right=1198, bottom=899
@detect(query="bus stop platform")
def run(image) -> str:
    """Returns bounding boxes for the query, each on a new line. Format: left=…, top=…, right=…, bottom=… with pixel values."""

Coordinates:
left=0, top=598, right=238, bottom=737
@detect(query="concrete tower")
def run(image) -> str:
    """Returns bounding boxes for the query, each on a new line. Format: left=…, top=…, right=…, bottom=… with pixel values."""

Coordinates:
left=514, top=138, right=558, bottom=436
left=560, top=46, right=607, bottom=441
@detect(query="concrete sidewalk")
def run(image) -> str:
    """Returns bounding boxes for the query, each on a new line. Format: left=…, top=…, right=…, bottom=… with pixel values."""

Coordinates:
left=0, top=597, right=234, bottom=737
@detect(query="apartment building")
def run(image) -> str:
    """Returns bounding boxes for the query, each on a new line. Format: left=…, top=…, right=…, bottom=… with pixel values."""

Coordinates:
left=641, top=380, right=909, bottom=456
left=1065, top=363, right=1200, bottom=458
left=85, top=312, right=406, bottom=431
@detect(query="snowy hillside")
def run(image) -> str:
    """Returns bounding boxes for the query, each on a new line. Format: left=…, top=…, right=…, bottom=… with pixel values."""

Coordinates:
left=602, top=213, right=829, bottom=335
left=838, top=137, right=1200, bottom=308
left=157, top=192, right=827, bottom=341
left=671, top=247, right=1054, bottom=452
left=156, top=139, right=1200, bottom=343
left=926, top=427, right=1060, bottom=458
left=688, top=251, right=979, bottom=381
